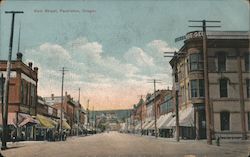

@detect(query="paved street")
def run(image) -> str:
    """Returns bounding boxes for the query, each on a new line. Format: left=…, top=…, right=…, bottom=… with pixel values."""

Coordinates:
left=1, top=132, right=249, bottom=157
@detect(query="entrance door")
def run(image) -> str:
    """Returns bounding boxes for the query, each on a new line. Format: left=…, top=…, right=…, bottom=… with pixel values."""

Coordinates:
left=198, top=109, right=206, bottom=139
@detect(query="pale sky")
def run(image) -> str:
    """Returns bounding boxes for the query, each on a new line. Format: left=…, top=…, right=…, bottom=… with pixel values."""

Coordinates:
left=0, top=0, right=249, bottom=110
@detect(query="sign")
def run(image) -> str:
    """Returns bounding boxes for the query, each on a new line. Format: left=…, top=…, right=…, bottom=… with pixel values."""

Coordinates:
left=175, top=31, right=203, bottom=42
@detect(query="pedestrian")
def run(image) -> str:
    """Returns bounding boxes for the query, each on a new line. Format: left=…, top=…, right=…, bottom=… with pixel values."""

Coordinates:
left=11, top=130, right=16, bottom=143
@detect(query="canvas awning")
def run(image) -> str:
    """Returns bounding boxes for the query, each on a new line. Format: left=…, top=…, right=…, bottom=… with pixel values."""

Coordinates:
left=62, top=119, right=71, bottom=130
left=36, top=114, right=57, bottom=128
left=142, top=120, right=151, bottom=129
left=142, top=121, right=148, bottom=130
left=18, top=113, right=39, bottom=127
left=144, top=120, right=155, bottom=130
left=134, top=123, right=141, bottom=130
left=158, top=113, right=173, bottom=129
left=165, top=106, right=194, bottom=128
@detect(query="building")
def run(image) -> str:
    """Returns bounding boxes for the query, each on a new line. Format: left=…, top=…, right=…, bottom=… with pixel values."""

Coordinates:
left=170, top=31, right=250, bottom=139
left=44, top=93, right=85, bottom=135
left=0, top=52, right=39, bottom=140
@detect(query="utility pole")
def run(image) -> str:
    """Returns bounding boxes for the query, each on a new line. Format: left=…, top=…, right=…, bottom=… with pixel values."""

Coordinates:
left=77, top=88, right=80, bottom=136
left=86, top=99, right=89, bottom=133
left=60, top=67, right=67, bottom=141
left=164, top=51, right=184, bottom=142
left=148, top=79, right=161, bottom=138
left=2, top=11, right=23, bottom=150
left=189, top=20, right=221, bottom=145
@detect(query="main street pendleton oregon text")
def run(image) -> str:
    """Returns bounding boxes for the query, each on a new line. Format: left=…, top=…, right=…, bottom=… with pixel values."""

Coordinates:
left=0, top=1, right=250, bottom=157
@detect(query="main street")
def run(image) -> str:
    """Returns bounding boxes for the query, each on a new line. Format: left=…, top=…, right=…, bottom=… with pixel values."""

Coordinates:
left=1, top=132, right=249, bottom=157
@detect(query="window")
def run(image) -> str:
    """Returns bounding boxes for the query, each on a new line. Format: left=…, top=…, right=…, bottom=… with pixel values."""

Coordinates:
left=31, top=85, right=36, bottom=106
left=190, top=79, right=205, bottom=98
left=247, top=79, right=250, bottom=98
left=191, top=80, right=198, bottom=97
left=245, top=54, right=250, bottom=71
left=190, top=53, right=203, bottom=71
left=218, top=53, right=226, bottom=72
left=220, top=111, right=230, bottom=131
left=199, top=79, right=205, bottom=97
left=220, top=79, right=228, bottom=97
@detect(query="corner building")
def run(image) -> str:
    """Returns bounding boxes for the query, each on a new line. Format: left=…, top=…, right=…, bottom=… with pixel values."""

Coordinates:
left=171, top=31, right=250, bottom=139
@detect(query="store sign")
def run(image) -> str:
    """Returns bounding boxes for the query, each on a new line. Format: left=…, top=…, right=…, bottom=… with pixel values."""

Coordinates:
left=175, top=31, right=203, bottom=42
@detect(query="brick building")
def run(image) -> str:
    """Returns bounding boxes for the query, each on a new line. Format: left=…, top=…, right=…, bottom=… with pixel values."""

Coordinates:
left=0, top=52, right=39, bottom=140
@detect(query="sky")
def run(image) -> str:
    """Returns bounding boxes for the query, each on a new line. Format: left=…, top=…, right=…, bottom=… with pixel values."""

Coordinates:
left=0, top=0, right=249, bottom=110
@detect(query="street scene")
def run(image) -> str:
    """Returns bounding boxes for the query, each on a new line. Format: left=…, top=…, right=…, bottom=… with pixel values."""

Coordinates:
left=0, top=0, right=250, bottom=157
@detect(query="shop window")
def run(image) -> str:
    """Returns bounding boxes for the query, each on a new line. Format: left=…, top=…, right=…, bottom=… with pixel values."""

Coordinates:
left=218, top=53, right=226, bottom=72
left=245, top=54, right=250, bottom=71
left=220, top=79, right=228, bottom=97
left=247, top=79, right=250, bottom=98
left=220, top=111, right=230, bottom=131
left=190, top=79, right=204, bottom=98
left=190, top=53, right=203, bottom=71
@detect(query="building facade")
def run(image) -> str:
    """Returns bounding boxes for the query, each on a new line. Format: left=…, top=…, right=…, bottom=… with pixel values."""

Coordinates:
left=0, top=52, right=39, bottom=140
left=170, top=31, right=250, bottom=139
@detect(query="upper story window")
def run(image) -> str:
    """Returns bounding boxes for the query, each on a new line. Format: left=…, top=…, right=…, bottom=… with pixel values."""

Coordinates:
left=244, top=54, right=250, bottom=72
left=246, top=79, right=250, bottom=98
left=219, top=79, right=228, bottom=97
left=190, top=79, right=204, bottom=98
left=218, top=53, right=226, bottom=72
left=189, top=53, right=203, bottom=71
left=220, top=111, right=230, bottom=131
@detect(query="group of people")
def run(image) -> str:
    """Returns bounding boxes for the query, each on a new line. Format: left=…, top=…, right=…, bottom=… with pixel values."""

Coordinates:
left=46, top=129, right=67, bottom=141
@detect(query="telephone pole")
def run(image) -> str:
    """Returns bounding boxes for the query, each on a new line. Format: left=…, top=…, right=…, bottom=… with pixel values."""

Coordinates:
left=2, top=11, right=23, bottom=150
left=164, top=51, right=184, bottom=142
left=189, top=20, right=221, bottom=145
left=77, top=88, right=81, bottom=136
left=60, top=67, right=68, bottom=141
left=148, top=79, right=161, bottom=138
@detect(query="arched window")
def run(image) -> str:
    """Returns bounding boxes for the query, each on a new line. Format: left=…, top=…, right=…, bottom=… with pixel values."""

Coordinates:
left=220, top=111, right=230, bottom=131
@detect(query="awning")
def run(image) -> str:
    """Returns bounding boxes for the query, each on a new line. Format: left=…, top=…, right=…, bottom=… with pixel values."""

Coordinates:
left=18, top=113, right=39, bottom=127
left=166, top=106, right=194, bottom=127
left=179, top=106, right=194, bottom=127
left=159, top=113, right=174, bottom=129
left=62, top=119, right=71, bottom=130
left=134, top=123, right=141, bottom=130
left=144, top=120, right=154, bottom=130
left=36, top=114, right=57, bottom=128
left=142, top=120, right=150, bottom=129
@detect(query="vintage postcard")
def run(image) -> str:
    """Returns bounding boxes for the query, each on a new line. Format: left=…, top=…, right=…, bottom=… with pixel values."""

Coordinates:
left=0, top=0, right=249, bottom=157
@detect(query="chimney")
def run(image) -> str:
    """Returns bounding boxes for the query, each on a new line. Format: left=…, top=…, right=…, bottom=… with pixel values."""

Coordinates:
left=51, top=94, right=54, bottom=100
left=34, top=67, right=38, bottom=73
left=28, top=62, right=33, bottom=68
left=16, top=52, right=23, bottom=61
